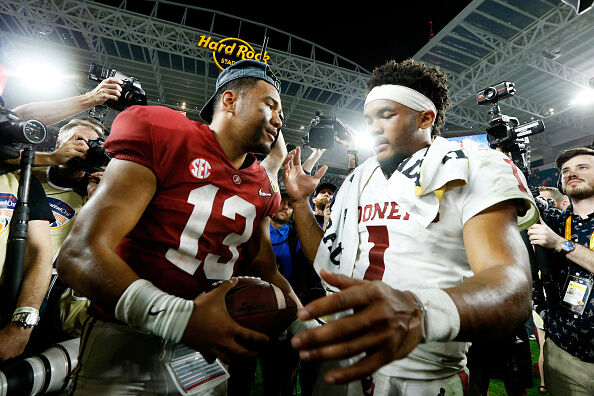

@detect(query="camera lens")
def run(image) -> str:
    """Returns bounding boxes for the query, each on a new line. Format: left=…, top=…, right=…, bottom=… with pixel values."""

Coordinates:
left=21, top=120, right=47, bottom=144
left=483, top=87, right=498, bottom=101
left=127, top=92, right=147, bottom=106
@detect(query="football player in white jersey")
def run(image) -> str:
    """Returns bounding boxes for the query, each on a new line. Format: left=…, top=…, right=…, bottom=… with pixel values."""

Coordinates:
left=283, top=59, right=537, bottom=395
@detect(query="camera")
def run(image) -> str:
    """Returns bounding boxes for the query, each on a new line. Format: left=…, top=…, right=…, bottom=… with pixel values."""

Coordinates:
left=476, top=81, right=515, bottom=106
left=0, top=108, right=47, bottom=145
left=88, top=63, right=147, bottom=111
left=535, top=196, right=556, bottom=211
left=66, top=138, right=111, bottom=173
left=477, top=81, right=545, bottom=177
left=0, top=338, right=79, bottom=395
left=302, top=111, right=349, bottom=149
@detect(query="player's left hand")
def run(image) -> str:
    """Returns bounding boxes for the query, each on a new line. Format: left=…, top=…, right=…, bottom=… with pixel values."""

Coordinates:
left=527, top=220, right=564, bottom=251
left=282, top=146, right=327, bottom=203
left=290, top=269, right=423, bottom=384
left=0, top=323, right=33, bottom=361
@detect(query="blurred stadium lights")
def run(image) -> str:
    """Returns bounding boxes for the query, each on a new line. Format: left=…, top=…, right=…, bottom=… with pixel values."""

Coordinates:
left=570, top=88, right=594, bottom=106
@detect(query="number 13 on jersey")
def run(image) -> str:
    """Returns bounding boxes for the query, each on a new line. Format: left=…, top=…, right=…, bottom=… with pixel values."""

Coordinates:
left=165, top=185, right=256, bottom=279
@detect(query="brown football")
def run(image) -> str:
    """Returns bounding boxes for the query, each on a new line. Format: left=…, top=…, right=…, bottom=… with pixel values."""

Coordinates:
left=216, top=277, right=297, bottom=337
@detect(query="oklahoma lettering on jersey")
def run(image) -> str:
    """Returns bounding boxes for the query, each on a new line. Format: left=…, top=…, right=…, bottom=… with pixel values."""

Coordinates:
left=104, top=105, right=279, bottom=300
left=359, top=201, right=410, bottom=223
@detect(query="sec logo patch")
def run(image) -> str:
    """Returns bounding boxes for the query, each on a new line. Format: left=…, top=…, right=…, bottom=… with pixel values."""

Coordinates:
left=189, top=158, right=212, bottom=180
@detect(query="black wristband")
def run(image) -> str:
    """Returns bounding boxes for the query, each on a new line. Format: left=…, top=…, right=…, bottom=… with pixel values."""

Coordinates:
left=347, top=150, right=358, bottom=156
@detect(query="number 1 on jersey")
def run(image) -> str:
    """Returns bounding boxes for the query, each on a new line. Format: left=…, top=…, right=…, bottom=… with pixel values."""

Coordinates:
left=363, top=225, right=389, bottom=281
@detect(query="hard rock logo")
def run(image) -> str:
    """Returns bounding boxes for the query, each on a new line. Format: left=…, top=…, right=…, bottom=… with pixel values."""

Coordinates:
left=197, top=36, right=270, bottom=70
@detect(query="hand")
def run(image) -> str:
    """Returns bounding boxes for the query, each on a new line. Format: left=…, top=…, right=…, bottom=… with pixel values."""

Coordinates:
left=48, top=136, right=90, bottom=166
left=282, top=146, right=327, bottom=202
left=0, top=323, right=33, bottom=361
left=87, top=77, right=123, bottom=106
left=527, top=221, right=564, bottom=251
left=322, top=203, right=331, bottom=231
left=181, top=278, right=269, bottom=364
left=310, top=147, right=327, bottom=156
left=335, top=127, right=356, bottom=151
left=290, top=270, right=423, bottom=384
left=87, top=169, right=105, bottom=197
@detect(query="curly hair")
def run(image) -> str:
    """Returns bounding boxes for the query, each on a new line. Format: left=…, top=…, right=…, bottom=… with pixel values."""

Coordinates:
left=366, top=59, right=451, bottom=138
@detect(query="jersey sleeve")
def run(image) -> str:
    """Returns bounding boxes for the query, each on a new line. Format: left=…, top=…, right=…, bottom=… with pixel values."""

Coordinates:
left=104, top=105, right=155, bottom=170
left=105, top=106, right=185, bottom=184
left=460, top=149, right=538, bottom=230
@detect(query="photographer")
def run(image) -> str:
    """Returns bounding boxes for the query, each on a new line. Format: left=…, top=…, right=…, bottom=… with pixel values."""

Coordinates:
left=11, top=77, right=122, bottom=128
left=538, top=185, right=569, bottom=211
left=35, top=118, right=106, bottom=340
left=527, top=147, right=594, bottom=396
left=3, top=78, right=118, bottom=168
left=0, top=159, right=54, bottom=362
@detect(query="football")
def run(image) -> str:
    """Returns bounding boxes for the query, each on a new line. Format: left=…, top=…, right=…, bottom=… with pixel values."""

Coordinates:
left=214, top=277, right=297, bottom=337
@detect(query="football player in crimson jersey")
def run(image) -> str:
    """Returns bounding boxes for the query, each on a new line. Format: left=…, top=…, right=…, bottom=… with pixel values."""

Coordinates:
left=57, top=60, right=300, bottom=395
left=283, top=59, right=537, bottom=395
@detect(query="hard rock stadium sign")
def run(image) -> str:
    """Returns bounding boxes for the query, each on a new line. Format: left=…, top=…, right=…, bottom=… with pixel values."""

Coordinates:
left=197, top=36, right=270, bottom=70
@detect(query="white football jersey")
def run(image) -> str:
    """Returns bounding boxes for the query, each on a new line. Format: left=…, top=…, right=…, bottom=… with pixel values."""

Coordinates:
left=351, top=144, right=536, bottom=379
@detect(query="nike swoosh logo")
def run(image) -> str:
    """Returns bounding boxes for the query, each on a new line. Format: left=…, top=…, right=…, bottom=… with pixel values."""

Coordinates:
left=149, top=308, right=166, bottom=316
left=258, top=188, right=272, bottom=197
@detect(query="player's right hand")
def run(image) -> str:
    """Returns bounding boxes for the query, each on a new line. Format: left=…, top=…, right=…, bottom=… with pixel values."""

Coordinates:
left=290, top=270, right=424, bottom=384
left=181, top=278, right=269, bottom=364
left=282, top=146, right=327, bottom=203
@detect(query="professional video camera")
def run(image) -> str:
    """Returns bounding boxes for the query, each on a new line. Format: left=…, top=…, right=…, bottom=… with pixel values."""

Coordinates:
left=477, top=81, right=545, bottom=178
left=302, top=111, right=349, bottom=149
left=88, top=63, right=147, bottom=111
left=66, top=137, right=111, bottom=173
left=0, top=108, right=46, bottom=146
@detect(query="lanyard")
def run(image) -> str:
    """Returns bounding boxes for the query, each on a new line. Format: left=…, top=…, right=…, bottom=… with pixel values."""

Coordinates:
left=564, top=215, right=594, bottom=250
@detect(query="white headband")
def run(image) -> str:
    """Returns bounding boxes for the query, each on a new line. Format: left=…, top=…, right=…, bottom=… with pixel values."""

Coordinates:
left=365, top=85, right=438, bottom=124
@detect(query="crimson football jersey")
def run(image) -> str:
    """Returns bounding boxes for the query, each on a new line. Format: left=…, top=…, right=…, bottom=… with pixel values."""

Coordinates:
left=104, top=105, right=280, bottom=300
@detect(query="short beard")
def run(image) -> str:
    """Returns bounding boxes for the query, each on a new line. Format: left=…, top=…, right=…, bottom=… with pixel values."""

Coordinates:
left=566, top=183, right=594, bottom=200
left=271, top=215, right=289, bottom=225
left=378, top=152, right=409, bottom=179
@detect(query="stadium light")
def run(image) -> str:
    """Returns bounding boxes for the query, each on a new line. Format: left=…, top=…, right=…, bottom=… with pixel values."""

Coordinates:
left=353, top=131, right=375, bottom=151
left=570, top=89, right=594, bottom=106
left=5, top=46, right=71, bottom=95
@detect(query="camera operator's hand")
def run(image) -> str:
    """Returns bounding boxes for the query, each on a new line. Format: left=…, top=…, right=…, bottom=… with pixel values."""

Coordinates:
left=527, top=220, right=565, bottom=251
left=87, top=77, right=123, bottom=106
left=0, top=323, right=33, bottom=361
left=335, top=126, right=356, bottom=151
left=46, top=135, right=91, bottom=166
left=87, top=168, right=105, bottom=197
left=282, top=146, right=327, bottom=202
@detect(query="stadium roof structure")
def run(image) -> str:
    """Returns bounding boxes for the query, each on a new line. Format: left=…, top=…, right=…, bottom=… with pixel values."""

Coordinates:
left=0, top=0, right=593, bottom=169
left=0, top=0, right=372, bottom=170
left=413, top=0, right=594, bottom=167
